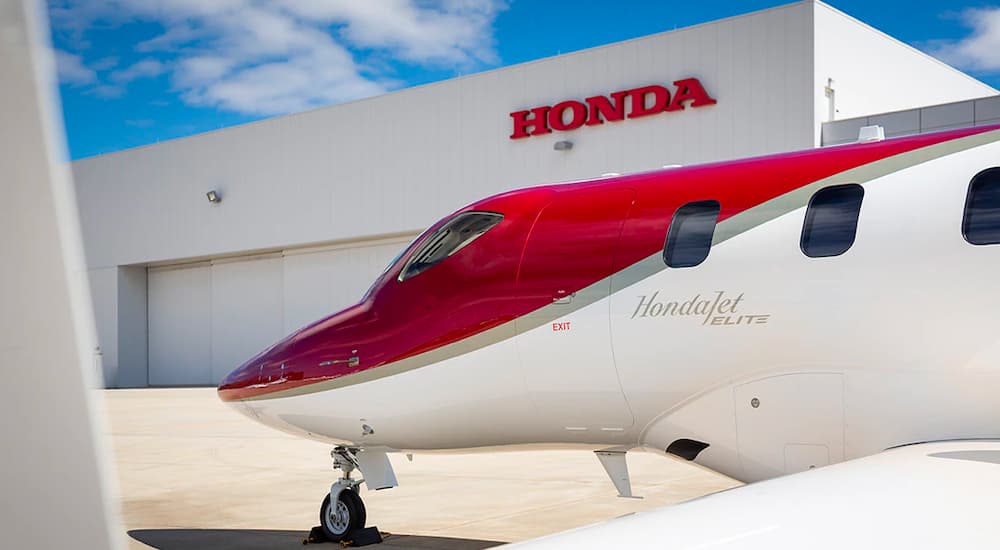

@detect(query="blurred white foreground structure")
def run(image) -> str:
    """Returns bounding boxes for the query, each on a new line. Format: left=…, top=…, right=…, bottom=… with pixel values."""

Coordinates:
left=0, top=1, right=121, bottom=548
left=512, top=441, right=1000, bottom=549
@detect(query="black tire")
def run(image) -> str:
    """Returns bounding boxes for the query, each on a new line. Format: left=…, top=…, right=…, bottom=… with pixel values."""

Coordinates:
left=319, top=489, right=366, bottom=541
left=341, top=489, right=366, bottom=530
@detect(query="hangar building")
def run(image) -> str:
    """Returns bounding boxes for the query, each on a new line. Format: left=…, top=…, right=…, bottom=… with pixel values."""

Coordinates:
left=72, top=0, right=998, bottom=388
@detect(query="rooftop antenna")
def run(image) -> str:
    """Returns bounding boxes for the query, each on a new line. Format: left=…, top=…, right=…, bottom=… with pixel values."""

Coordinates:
left=824, top=78, right=836, bottom=122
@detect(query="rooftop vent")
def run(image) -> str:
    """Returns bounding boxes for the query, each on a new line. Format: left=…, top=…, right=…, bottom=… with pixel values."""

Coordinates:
left=857, top=125, right=885, bottom=143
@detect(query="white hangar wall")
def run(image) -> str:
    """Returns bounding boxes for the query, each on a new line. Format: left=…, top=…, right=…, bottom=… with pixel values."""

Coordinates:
left=75, top=2, right=823, bottom=271
left=811, top=2, right=994, bottom=142
left=72, top=0, right=997, bottom=388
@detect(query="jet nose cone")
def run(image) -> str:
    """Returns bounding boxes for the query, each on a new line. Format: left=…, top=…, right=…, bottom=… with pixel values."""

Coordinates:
left=217, top=360, right=261, bottom=402
left=217, top=301, right=371, bottom=403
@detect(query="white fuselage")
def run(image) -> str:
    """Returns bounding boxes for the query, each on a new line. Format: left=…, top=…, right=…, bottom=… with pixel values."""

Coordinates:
left=236, top=139, right=1000, bottom=483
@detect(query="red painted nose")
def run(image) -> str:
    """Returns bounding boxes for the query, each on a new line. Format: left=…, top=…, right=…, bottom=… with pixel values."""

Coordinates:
left=217, top=301, right=374, bottom=402
left=218, top=358, right=263, bottom=402
left=218, top=333, right=296, bottom=402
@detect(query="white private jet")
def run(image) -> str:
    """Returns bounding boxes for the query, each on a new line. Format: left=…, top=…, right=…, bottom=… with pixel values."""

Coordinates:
left=220, top=122, right=1000, bottom=544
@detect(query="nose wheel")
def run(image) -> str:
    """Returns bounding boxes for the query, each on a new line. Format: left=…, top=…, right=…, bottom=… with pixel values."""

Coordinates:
left=319, top=489, right=366, bottom=541
left=319, top=446, right=368, bottom=541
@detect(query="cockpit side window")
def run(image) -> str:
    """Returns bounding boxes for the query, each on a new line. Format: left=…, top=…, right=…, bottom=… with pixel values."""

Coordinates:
left=398, top=212, right=503, bottom=281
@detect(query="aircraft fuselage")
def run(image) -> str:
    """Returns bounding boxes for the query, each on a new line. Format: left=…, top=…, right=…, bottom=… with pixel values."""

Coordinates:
left=219, top=124, right=1000, bottom=484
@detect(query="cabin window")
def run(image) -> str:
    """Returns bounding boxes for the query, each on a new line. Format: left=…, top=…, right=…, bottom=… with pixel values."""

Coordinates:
left=398, top=211, right=503, bottom=281
left=663, top=200, right=721, bottom=268
left=963, top=167, right=1000, bottom=245
left=800, top=184, right=864, bottom=258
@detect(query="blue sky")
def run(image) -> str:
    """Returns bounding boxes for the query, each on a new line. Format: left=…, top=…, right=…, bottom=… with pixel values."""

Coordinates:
left=48, top=1, right=1000, bottom=160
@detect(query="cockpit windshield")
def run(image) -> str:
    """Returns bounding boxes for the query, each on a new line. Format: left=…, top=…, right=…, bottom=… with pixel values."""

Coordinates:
left=398, top=211, right=503, bottom=281
left=380, top=235, right=419, bottom=276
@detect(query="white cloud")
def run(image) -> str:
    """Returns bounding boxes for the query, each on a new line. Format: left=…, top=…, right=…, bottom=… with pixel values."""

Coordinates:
left=135, top=23, right=205, bottom=52
left=91, top=83, right=126, bottom=98
left=48, top=0, right=507, bottom=115
left=90, top=56, right=119, bottom=71
left=173, top=56, right=235, bottom=89
left=54, top=49, right=96, bottom=85
left=111, top=59, right=167, bottom=83
left=178, top=41, right=385, bottom=115
left=162, top=4, right=390, bottom=115
left=928, top=7, right=1000, bottom=72
left=280, top=0, right=507, bottom=65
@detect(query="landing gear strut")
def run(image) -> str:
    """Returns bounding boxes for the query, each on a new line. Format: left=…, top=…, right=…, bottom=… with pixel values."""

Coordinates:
left=319, top=447, right=367, bottom=541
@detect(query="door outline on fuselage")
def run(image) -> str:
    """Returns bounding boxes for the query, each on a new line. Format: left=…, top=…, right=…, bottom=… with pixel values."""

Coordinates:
left=514, top=188, right=637, bottom=434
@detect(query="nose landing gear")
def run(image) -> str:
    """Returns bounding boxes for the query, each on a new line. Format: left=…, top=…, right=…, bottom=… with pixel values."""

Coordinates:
left=320, top=490, right=365, bottom=541
left=319, top=447, right=367, bottom=541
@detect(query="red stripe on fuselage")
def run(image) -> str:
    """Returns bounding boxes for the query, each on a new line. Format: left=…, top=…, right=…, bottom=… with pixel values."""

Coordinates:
left=218, top=125, right=1000, bottom=401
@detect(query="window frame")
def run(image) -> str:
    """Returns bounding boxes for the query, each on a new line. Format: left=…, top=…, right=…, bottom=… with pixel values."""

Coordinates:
left=662, top=199, right=721, bottom=268
left=962, top=167, right=1000, bottom=246
left=799, top=183, right=865, bottom=258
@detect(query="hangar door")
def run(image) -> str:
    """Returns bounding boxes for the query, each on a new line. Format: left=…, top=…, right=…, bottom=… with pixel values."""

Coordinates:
left=147, top=238, right=413, bottom=386
left=148, top=264, right=212, bottom=385
left=148, top=256, right=284, bottom=385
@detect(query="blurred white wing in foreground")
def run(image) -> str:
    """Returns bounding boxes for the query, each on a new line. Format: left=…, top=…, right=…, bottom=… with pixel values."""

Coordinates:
left=512, top=441, right=1000, bottom=549
left=0, top=1, right=122, bottom=548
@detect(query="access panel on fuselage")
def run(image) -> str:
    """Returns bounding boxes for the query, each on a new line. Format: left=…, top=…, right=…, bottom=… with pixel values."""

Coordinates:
left=734, top=373, right=844, bottom=481
left=515, top=188, right=635, bottom=433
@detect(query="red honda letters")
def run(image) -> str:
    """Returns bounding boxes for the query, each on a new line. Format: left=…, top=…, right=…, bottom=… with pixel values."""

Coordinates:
left=510, top=78, right=717, bottom=139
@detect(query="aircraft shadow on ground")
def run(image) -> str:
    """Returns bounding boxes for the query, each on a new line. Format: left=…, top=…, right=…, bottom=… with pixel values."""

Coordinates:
left=128, top=529, right=505, bottom=549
